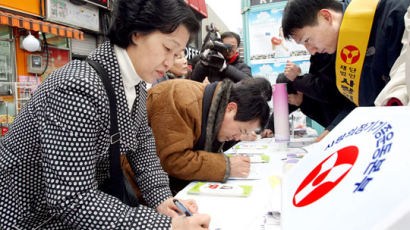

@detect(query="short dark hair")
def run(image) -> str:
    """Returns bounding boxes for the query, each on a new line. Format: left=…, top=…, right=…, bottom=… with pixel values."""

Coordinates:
left=108, top=0, right=200, bottom=48
left=229, top=79, right=271, bottom=129
left=236, top=77, right=272, bottom=101
left=282, top=0, right=342, bottom=39
left=221, top=31, right=241, bottom=46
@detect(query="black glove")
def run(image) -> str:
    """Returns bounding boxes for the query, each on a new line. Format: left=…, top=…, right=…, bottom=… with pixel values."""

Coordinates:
left=277, top=73, right=297, bottom=94
left=199, top=49, right=227, bottom=72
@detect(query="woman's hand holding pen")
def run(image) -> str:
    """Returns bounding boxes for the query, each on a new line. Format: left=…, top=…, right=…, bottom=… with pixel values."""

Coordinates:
left=157, top=198, right=198, bottom=217
left=229, top=155, right=250, bottom=178
left=171, top=199, right=210, bottom=230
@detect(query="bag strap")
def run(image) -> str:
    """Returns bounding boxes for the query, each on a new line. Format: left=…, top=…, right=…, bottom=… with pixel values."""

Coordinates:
left=86, top=58, right=124, bottom=201
left=193, top=82, right=218, bottom=151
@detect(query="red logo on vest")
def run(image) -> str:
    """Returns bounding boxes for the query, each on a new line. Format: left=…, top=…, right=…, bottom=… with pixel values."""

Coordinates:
left=340, top=45, right=360, bottom=64
left=293, top=146, right=359, bottom=207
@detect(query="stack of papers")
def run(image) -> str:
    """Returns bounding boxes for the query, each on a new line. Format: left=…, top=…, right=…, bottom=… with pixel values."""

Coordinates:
left=188, top=182, right=253, bottom=197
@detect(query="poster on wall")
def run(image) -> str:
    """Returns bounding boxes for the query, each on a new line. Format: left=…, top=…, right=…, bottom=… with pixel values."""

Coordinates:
left=247, top=1, right=310, bottom=83
left=251, top=57, right=310, bottom=86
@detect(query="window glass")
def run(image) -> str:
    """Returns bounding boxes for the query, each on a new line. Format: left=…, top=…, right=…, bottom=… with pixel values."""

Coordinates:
left=0, top=26, right=11, bottom=40
left=39, top=33, right=69, bottom=49
left=0, top=26, right=13, bottom=82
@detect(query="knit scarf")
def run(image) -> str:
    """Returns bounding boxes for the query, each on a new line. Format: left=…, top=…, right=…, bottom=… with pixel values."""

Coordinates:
left=204, top=79, right=234, bottom=152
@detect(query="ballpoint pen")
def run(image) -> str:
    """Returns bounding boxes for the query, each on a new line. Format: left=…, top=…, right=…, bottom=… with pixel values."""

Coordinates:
left=173, top=199, right=193, bottom=216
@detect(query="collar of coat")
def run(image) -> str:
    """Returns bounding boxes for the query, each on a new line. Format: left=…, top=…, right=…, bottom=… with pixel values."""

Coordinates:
left=204, top=79, right=234, bottom=152
left=227, top=52, right=240, bottom=64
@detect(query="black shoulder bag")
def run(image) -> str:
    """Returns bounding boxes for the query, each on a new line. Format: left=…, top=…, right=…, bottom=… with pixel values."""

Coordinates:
left=87, top=59, right=138, bottom=207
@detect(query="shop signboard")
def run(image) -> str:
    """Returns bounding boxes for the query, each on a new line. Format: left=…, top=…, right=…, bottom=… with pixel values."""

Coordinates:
left=0, top=0, right=42, bottom=16
left=46, top=0, right=100, bottom=32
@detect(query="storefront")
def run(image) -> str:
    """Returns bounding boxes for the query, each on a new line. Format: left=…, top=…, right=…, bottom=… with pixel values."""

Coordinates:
left=0, top=4, right=84, bottom=136
left=183, top=0, right=208, bottom=64
left=0, top=0, right=208, bottom=136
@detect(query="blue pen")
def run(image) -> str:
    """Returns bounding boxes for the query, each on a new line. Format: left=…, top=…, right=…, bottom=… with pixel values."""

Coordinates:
left=173, top=199, right=193, bottom=216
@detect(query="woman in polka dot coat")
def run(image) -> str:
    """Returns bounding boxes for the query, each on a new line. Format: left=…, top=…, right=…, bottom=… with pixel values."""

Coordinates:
left=0, top=0, right=210, bottom=229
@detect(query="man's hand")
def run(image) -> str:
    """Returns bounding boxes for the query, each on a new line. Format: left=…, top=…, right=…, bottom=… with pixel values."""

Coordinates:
left=229, top=155, right=250, bottom=178
left=260, top=129, right=274, bottom=138
left=315, top=130, right=330, bottom=142
left=157, top=198, right=198, bottom=217
left=288, top=91, right=303, bottom=106
left=284, top=60, right=301, bottom=81
left=239, top=131, right=258, bottom=141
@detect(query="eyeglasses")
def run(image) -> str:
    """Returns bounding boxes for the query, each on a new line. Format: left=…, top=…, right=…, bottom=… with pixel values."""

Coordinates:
left=240, top=129, right=249, bottom=136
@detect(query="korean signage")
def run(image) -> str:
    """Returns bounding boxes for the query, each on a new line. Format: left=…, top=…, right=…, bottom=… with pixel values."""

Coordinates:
left=282, top=106, right=410, bottom=230
left=336, top=45, right=361, bottom=105
left=46, top=0, right=100, bottom=32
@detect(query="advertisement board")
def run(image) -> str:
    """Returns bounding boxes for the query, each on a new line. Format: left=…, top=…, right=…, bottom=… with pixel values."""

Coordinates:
left=244, top=1, right=310, bottom=84
left=46, top=0, right=100, bottom=32
left=282, top=106, right=410, bottom=230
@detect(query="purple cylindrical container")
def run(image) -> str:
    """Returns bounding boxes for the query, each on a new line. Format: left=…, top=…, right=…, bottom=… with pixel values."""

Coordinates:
left=272, top=83, right=290, bottom=142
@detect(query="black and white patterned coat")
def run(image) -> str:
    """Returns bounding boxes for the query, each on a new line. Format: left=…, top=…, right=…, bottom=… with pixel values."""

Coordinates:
left=0, top=41, right=173, bottom=229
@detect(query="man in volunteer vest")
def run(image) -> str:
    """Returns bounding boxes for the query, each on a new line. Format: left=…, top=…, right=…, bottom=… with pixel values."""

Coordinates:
left=281, top=0, right=409, bottom=140
left=191, top=31, right=252, bottom=83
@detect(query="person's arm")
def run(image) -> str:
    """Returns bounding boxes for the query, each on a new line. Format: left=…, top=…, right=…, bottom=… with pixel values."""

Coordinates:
left=291, top=73, right=338, bottom=104
left=315, top=108, right=352, bottom=143
left=289, top=53, right=341, bottom=104
left=325, top=106, right=354, bottom=132
left=222, top=62, right=252, bottom=82
left=315, top=130, right=330, bottom=142
left=126, top=105, right=173, bottom=209
left=43, top=78, right=172, bottom=229
left=377, top=0, right=407, bottom=77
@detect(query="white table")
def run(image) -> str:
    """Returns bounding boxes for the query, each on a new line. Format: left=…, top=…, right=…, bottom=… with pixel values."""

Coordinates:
left=175, top=138, right=314, bottom=230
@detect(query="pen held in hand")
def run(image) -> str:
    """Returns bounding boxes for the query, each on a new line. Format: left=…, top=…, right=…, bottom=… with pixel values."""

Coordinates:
left=173, top=199, right=193, bottom=216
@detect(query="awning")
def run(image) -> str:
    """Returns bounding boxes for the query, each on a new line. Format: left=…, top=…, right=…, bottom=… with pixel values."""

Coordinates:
left=0, top=10, right=83, bottom=40
left=185, top=0, right=208, bottom=18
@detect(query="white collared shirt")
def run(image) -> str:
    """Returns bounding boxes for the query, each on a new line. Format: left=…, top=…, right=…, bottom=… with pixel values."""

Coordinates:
left=114, top=45, right=145, bottom=113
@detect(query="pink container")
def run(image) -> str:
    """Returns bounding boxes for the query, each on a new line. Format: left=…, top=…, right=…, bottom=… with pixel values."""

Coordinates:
left=272, top=83, right=290, bottom=142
